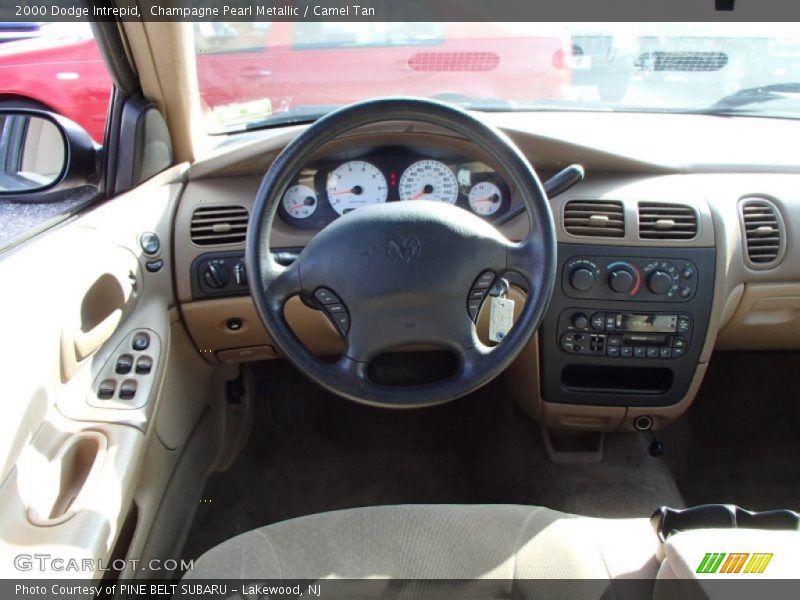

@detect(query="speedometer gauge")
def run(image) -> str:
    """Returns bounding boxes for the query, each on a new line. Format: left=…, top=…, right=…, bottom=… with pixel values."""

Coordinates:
left=468, top=181, right=503, bottom=216
left=399, top=160, right=459, bottom=204
left=326, top=161, right=388, bottom=216
left=282, top=184, right=318, bottom=219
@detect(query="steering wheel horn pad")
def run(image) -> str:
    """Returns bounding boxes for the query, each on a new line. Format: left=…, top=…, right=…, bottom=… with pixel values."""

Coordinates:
left=247, top=98, right=557, bottom=408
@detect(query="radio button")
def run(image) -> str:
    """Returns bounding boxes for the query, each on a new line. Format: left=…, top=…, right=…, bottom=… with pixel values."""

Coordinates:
left=607, top=335, right=622, bottom=346
left=607, top=346, right=621, bottom=357
left=634, top=347, right=646, bottom=358
left=605, top=315, right=617, bottom=331
left=560, top=334, right=575, bottom=352
left=679, top=286, right=692, bottom=299
left=672, top=336, right=687, bottom=349
left=646, top=347, right=660, bottom=358
left=659, top=348, right=673, bottom=358
left=621, top=346, right=633, bottom=357
left=672, top=347, right=686, bottom=358
left=590, top=313, right=605, bottom=331
left=571, top=313, right=589, bottom=329
left=677, top=317, right=691, bottom=334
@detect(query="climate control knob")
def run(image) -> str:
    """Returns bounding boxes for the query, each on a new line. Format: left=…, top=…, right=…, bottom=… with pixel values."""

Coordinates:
left=647, top=270, right=672, bottom=295
left=569, top=267, right=595, bottom=292
left=608, top=267, right=635, bottom=293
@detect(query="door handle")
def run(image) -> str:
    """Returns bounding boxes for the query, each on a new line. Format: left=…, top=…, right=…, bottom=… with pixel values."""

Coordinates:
left=73, top=309, right=122, bottom=361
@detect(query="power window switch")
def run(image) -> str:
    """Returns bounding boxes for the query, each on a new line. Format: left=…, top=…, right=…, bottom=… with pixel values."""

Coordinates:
left=115, top=354, right=133, bottom=374
left=119, top=379, right=137, bottom=400
left=135, top=356, right=153, bottom=375
left=97, top=379, right=116, bottom=400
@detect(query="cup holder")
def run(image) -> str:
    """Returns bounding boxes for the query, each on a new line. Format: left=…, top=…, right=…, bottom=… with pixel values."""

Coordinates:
left=26, top=431, right=107, bottom=526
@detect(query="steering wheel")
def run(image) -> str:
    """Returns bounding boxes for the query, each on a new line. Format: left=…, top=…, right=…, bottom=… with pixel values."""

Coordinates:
left=247, top=98, right=556, bottom=408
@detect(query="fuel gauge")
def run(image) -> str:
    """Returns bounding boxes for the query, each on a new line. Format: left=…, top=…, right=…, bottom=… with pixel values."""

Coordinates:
left=468, top=181, right=503, bottom=217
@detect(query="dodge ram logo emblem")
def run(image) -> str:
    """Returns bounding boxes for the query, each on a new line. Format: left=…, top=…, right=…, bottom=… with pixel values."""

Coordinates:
left=387, top=235, right=421, bottom=263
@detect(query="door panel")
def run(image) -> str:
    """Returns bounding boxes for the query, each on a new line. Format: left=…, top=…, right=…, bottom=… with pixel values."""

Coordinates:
left=0, top=165, right=200, bottom=579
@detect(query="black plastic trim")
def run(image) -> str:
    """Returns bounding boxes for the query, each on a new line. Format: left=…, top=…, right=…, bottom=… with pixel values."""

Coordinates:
left=541, top=243, right=715, bottom=408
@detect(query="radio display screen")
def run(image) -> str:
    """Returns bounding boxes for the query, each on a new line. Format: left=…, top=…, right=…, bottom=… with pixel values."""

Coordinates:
left=620, top=314, right=677, bottom=333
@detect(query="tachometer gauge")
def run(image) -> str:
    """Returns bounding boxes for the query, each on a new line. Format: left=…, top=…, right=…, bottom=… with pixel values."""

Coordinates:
left=398, top=160, right=459, bottom=204
left=468, top=181, right=503, bottom=217
left=326, top=161, right=388, bottom=216
left=282, top=184, right=318, bottom=219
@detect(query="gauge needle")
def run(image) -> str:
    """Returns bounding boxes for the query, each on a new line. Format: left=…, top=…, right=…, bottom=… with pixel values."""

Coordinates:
left=331, top=185, right=363, bottom=196
left=474, top=195, right=498, bottom=204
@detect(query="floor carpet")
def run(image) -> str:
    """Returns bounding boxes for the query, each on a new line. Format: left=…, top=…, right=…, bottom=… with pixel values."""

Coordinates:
left=182, top=361, right=683, bottom=561
left=661, top=351, right=800, bottom=512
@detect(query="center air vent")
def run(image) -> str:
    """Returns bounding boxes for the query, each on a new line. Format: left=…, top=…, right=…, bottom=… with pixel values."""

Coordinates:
left=563, top=200, right=624, bottom=238
left=190, top=205, right=248, bottom=246
left=638, top=203, right=697, bottom=240
left=740, top=198, right=785, bottom=267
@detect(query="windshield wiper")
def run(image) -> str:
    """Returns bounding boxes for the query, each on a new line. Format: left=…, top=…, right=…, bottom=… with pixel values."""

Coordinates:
left=708, top=83, right=800, bottom=111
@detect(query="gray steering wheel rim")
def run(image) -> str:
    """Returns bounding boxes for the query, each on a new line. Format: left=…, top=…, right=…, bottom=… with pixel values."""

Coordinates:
left=246, top=97, right=557, bottom=408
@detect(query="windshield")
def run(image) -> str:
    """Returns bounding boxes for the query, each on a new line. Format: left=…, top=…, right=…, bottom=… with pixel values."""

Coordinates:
left=193, top=22, right=800, bottom=133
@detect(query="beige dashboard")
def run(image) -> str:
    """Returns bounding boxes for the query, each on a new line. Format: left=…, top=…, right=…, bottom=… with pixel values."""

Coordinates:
left=172, top=112, right=800, bottom=431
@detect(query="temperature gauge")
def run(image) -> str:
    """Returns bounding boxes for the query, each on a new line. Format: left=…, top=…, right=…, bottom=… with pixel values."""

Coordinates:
left=468, top=181, right=503, bottom=216
left=282, top=185, right=318, bottom=219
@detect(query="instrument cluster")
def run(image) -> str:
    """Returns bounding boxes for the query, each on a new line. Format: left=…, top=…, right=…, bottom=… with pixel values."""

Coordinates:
left=278, top=146, right=511, bottom=229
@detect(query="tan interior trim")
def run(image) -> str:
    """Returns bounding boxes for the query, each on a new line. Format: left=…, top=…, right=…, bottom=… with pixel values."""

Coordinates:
left=120, top=20, right=203, bottom=163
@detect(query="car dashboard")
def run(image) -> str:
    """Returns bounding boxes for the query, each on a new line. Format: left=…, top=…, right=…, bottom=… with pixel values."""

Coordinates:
left=172, top=110, right=800, bottom=432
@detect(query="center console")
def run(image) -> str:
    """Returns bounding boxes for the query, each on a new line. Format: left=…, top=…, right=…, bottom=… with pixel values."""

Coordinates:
left=541, top=243, right=715, bottom=408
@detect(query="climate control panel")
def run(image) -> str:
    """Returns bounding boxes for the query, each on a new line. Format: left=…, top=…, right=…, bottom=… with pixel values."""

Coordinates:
left=563, top=256, right=697, bottom=302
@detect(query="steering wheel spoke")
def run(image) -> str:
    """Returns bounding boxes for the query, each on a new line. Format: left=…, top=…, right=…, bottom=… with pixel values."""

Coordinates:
left=505, top=234, right=546, bottom=290
left=262, top=260, right=302, bottom=309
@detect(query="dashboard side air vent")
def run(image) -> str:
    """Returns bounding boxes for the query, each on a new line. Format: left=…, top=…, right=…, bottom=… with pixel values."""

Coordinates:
left=190, top=205, right=249, bottom=245
left=740, top=197, right=785, bottom=267
left=563, top=200, right=625, bottom=238
left=638, top=202, right=698, bottom=240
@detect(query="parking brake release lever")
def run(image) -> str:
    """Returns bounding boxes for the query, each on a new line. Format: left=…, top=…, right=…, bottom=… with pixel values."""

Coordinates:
left=494, top=164, right=585, bottom=226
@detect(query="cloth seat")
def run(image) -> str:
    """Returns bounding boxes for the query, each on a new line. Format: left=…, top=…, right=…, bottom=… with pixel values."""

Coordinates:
left=185, top=504, right=660, bottom=587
